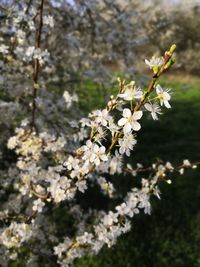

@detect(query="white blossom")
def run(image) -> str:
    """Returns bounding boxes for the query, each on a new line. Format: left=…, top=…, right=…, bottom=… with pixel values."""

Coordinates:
left=43, top=15, right=54, bottom=27
left=63, top=91, right=78, bottom=108
left=118, top=133, right=137, bottom=156
left=183, top=159, right=191, bottom=167
left=82, top=140, right=108, bottom=166
left=144, top=102, right=162, bottom=120
left=0, top=222, right=32, bottom=249
left=116, top=202, right=130, bottom=216
left=76, top=232, right=93, bottom=244
left=90, top=109, right=111, bottom=126
left=118, top=83, right=143, bottom=101
left=156, top=84, right=171, bottom=108
left=145, top=56, right=164, bottom=69
left=118, top=108, right=143, bottom=134
left=0, top=44, right=9, bottom=54
left=32, top=198, right=45, bottom=212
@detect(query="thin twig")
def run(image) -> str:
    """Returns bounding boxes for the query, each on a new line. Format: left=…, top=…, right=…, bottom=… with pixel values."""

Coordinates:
left=31, top=0, right=44, bottom=130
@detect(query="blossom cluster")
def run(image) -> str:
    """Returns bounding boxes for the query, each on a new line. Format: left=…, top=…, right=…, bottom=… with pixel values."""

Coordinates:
left=0, top=1, right=198, bottom=266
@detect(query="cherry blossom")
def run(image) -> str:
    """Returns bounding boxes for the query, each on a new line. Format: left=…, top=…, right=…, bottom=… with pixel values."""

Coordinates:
left=32, top=198, right=45, bottom=212
left=144, top=102, right=162, bottom=120
left=118, top=133, right=137, bottom=156
left=118, top=108, right=143, bottom=134
left=118, top=82, right=143, bottom=101
left=156, top=84, right=171, bottom=108
left=90, top=109, right=111, bottom=126
left=145, top=56, right=164, bottom=69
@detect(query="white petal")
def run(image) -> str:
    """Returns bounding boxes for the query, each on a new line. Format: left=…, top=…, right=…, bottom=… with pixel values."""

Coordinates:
left=132, top=121, right=141, bottom=131
left=123, top=123, right=132, bottom=134
left=94, top=158, right=100, bottom=166
left=100, top=155, right=108, bottom=161
left=102, top=119, right=107, bottom=126
left=132, top=111, right=143, bottom=120
left=145, top=59, right=150, bottom=66
left=93, top=144, right=99, bottom=153
left=118, top=117, right=127, bottom=126
left=99, top=146, right=106, bottom=154
left=144, top=103, right=152, bottom=112
left=102, top=109, right=108, bottom=116
left=123, top=108, right=131, bottom=118
left=135, top=91, right=143, bottom=99
left=163, top=92, right=171, bottom=101
left=164, top=101, right=171, bottom=109
left=86, top=140, right=92, bottom=148
left=118, top=93, right=125, bottom=98
left=119, top=147, right=125, bottom=155
left=156, top=84, right=162, bottom=94
left=152, top=112, right=158, bottom=120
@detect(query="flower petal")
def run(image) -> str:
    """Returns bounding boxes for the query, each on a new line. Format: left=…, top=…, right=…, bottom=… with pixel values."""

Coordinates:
left=99, top=146, right=106, bottom=154
left=123, top=108, right=131, bottom=118
left=156, top=84, right=162, bottom=94
left=123, top=123, right=132, bottom=134
left=152, top=112, right=158, bottom=120
left=132, top=111, right=143, bottom=120
left=164, top=101, right=171, bottom=109
left=132, top=121, right=141, bottom=131
left=118, top=117, right=127, bottom=126
left=144, top=103, right=152, bottom=112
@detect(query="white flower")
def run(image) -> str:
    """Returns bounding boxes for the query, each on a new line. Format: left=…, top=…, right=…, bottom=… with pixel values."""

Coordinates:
left=43, top=15, right=54, bottom=28
left=63, top=91, right=78, bottom=108
left=156, top=84, right=171, bottom=108
left=0, top=222, right=32, bottom=249
left=54, top=238, right=72, bottom=258
left=32, top=198, right=45, bottom=212
left=109, top=152, right=123, bottom=174
left=7, top=136, right=18, bottom=149
left=116, top=202, right=130, bottom=216
left=93, top=126, right=107, bottom=142
left=183, top=159, right=191, bottom=167
left=165, top=162, right=174, bottom=170
left=118, top=133, right=137, bottom=156
left=118, top=84, right=143, bottom=101
left=25, top=46, right=35, bottom=57
left=90, top=109, right=111, bottom=126
left=145, top=56, right=164, bottom=69
left=33, top=48, right=50, bottom=65
left=16, top=29, right=26, bottom=44
left=118, top=108, right=143, bottom=134
left=76, top=180, right=87, bottom=193
left=82, top=140, right=108, bottom=166
left=23, top=46, right=36, bottom=62
left=98, top=177, right=115, bottom=197
left=144, top=102, right=162, bottom=120
left=0, top=44, right=9, bottom=54
left=107, top=118, right=120, bottom=134
left=103, top=211, right=118, bottom=226
left=76, top=232, right=93, bottom=244
left=64, top=156, right=79, bottom=171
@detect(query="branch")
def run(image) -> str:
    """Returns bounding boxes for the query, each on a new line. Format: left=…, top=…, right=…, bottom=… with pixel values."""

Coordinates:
left=31, top=0, right=44, bottom=130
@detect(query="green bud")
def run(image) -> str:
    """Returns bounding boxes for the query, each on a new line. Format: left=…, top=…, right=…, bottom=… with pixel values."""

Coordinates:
left=164, top=58, right=176, bottom=69
left=170, top=44, right=176, bottom=54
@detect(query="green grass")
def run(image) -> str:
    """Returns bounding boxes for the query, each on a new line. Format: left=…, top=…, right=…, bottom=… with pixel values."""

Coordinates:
left=75, top=76, right=200, bottom=267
